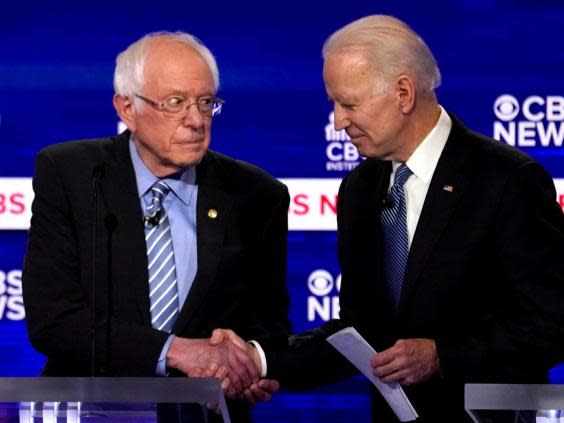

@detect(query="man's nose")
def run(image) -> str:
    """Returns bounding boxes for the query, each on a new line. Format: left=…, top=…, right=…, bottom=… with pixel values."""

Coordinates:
left=333, top=105, right=351, bottom=131
left=181, top=103, right=205, bottom=127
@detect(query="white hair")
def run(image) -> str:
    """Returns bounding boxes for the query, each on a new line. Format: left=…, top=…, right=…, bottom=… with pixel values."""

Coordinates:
left=322, top=15, right=441, bottom=94
left=113, top=31, right=220, bottom=99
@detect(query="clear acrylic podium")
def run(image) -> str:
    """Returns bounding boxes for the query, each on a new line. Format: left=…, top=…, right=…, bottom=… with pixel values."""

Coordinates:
left=0, top=377, right=230, bottom=423
left=465, top=384, right=564, bottom=423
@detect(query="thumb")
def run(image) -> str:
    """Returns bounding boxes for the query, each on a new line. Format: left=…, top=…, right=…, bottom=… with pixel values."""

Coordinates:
left=210, top=328, right=229, bottom=345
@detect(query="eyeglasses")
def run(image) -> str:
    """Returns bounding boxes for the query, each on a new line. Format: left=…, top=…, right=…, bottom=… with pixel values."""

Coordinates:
left=134, top=93, right=224, bottom=119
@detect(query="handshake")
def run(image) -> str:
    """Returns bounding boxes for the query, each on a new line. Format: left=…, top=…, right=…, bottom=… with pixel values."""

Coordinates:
left=166, top=328, right=279, bottom=404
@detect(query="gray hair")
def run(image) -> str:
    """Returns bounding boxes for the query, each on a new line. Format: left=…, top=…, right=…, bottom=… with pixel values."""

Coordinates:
left=322, top=15, right=441, bottom=94
left=113, top=31, right=220, bottom=99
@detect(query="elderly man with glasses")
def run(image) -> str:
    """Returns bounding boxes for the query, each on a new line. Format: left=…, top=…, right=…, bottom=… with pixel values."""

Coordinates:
left=22, top=31, right=290, bottom=422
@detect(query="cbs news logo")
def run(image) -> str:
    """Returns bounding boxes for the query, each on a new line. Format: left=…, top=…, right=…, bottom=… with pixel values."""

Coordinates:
left=307, top=269, right=341, bottom=322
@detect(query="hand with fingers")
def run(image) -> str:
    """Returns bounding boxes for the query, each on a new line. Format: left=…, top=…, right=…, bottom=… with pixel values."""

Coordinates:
left=166, top=336, right=260, bottom=399
left=209, top=328, right=262, bottom=374
left=241, top=378, right=280, bottom=405
left=186, top=366, right=223, bottom=414
left=187, top=360, right=238, bottom=401
left=187, top=366, right=279, bottom=413
left=208, top=328, right=281, bottom=404
left=370, top=338, right=440, bottom=386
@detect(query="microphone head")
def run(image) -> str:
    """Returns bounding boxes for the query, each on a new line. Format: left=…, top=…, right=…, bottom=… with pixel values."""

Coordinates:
left=144, top=211, right=161, bottom=228
left=104, top=214, right=118, bottom=232
left=382, top=195, right=394, bottom=209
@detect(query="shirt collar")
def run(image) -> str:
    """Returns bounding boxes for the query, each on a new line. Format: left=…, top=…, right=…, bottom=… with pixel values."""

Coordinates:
left=394, top=105, right=452, bottom=183
left=129, top=137, right=196, bottom=207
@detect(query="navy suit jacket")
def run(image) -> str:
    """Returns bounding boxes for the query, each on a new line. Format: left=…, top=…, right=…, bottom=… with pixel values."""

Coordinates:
left=23, top=130, right=291, bottom=420
left=268, top=115, right=564, bottom=422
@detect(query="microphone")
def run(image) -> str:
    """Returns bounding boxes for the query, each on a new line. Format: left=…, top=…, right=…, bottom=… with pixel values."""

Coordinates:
left=104, top=214, right=118, bottom=232
left=144, top=210, right=162, bottom=227
left=382, top=195, right=394, bottom=209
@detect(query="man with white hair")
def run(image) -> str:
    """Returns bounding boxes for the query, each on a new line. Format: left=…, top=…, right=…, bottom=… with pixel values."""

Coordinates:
left=216, top=14, right=564, bottom=422
left=22, top=31, right=290, bottom=421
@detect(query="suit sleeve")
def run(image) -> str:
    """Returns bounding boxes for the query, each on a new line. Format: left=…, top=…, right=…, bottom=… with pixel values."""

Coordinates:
left=245, top=183, right=292, bottom=350
left=266, top=174, right=358, bottom=390
left=436, top=161, right=564, bottom=382
left=22, top=149, right=168, bottom=376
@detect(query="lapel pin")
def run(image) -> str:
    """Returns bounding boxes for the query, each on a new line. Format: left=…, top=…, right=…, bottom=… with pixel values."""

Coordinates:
left=207, top=209, right=218, bottom=219
left=443, top=185, right=454, bottom=192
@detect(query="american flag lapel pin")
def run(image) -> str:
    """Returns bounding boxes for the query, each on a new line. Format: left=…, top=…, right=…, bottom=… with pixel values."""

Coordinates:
left=443, top=185, right=454, bottom=192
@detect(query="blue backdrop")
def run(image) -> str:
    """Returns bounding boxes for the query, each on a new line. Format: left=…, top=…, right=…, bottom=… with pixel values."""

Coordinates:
left=1, top=1, right=564, bottom=421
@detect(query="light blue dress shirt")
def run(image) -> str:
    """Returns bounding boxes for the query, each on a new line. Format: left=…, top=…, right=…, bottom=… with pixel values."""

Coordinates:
left=129, top=140, right=198, bottom=374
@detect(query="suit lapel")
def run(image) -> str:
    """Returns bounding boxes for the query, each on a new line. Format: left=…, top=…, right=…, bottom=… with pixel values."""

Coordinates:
left=350, top=160, right=392, bottom=312
left=368, top=163, right=395, bottom=315
left=173, top=154, right=233, bottom=331
left=100, top=143, right=233, bottom=331
left=99, top=132, right=152, bottom=324
left=354, top=160, right=391, bottom=226
left=398, top=118, right=473, bottom=315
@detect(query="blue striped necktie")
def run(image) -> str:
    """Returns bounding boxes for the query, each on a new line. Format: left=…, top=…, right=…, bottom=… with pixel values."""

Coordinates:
left=380, top=164, right=413, bottom=311
left=144, top=181, right=179, bottom=333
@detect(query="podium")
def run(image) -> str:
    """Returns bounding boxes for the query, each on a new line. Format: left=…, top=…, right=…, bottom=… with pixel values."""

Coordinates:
left=465, top=384, right=564, bottom=423
left=0, top=377, right=230, bottom=423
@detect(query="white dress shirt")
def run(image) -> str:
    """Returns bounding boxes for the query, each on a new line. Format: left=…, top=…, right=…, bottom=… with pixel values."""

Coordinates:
left=389, top=106, right=452, bottom=248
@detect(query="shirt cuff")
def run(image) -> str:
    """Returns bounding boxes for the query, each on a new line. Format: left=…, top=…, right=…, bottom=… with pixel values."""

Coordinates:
left=248, top=340, right=267, bottom=378
left=156, top=335, right=175, bottom=376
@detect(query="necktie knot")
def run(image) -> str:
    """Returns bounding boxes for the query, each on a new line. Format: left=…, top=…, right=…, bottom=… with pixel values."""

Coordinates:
left=393, top=164, right=412, bottom=188
left=149, top=181, right=170, bottom=210
left=384, top=164, right=412, bottom=208
left=146, top=181, right=171, bottom=222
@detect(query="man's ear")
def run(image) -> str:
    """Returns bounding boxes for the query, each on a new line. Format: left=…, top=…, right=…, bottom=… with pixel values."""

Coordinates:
left=395, top=75, right=415, bottom=114
left=113, top=94, right=137, bottom=132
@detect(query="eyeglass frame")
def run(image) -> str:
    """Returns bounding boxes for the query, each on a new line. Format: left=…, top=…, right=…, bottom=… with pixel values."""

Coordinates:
left=134, top=93, right=225, bottom=119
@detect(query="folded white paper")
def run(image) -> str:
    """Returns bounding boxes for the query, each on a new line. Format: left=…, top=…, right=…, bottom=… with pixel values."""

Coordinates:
left=327, top=327, right=418, bottom=422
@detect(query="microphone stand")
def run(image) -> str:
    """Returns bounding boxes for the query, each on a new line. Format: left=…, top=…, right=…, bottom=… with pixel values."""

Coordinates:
left=84, top=168, right=117, bottom=419
left=90, top=167, right=104, bottom=377
left=103, top=214, right=117, bottom=373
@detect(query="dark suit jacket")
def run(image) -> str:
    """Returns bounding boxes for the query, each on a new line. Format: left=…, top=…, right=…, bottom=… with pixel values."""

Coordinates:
left=268, top=115, right=564, bottom=422
left=22, top=131, right=291, bottom=421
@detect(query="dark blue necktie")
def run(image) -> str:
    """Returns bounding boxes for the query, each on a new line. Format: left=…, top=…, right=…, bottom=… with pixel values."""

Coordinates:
left=144, top=181, right=179, bottom=333
left=380, top=164, right=413, bottom=311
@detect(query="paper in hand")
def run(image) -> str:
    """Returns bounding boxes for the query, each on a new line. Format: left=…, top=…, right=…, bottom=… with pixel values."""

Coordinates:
left=327, top=326, right=418, bottom=422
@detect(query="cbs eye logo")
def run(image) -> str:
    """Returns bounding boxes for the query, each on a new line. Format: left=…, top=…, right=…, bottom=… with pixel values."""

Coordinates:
left=494, top=95, right=520, bottom=121
left=307, top=269, right=341, bottom=296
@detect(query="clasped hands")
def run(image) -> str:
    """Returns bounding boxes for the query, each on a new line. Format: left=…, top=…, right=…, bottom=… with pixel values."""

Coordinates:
left=166, top=330, right=440, bottom=407
left=166, top=329, right=278, bottom=404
